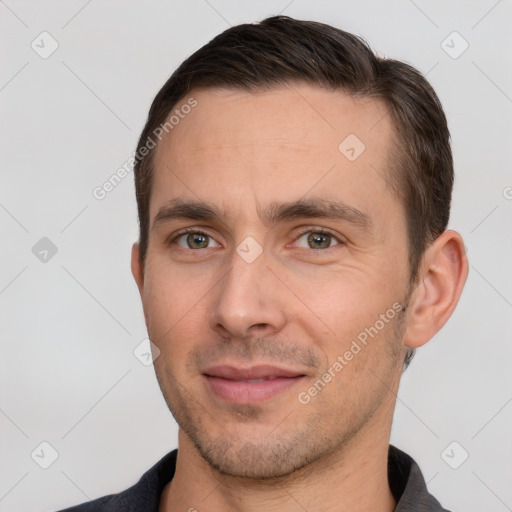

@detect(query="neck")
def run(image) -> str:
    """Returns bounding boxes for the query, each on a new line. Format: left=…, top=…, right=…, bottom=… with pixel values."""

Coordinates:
left=160, top=418, right=396, bottom=512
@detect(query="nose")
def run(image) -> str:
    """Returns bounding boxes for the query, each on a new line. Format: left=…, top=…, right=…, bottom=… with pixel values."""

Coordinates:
left=209, top=248, right=287, bottom=340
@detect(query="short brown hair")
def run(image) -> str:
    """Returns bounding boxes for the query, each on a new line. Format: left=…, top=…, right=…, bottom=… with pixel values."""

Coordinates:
left=134, top=15, right=452, bottom=286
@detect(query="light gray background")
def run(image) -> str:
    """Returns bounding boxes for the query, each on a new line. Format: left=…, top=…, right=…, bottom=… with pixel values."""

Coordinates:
left=1, top=1, right=511, bottom=511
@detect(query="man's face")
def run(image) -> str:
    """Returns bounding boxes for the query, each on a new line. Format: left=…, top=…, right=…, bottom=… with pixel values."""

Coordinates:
left=134, top=84, right=412, bottom=479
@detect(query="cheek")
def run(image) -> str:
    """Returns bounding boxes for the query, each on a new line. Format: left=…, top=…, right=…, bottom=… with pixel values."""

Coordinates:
left=316, top=314, right=402, bottom=411
left=144, top=252, right=209, bottom=310
left=291, top=270, right=396, bottom=340
left=290, top=279, right=404, bottom=397
left=142, top=261, right=209, bottom=350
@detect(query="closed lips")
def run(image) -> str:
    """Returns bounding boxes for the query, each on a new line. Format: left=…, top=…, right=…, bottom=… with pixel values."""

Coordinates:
left=203, top=365, right=305, bottom=380
left=203, top=364, right=307, bottom=404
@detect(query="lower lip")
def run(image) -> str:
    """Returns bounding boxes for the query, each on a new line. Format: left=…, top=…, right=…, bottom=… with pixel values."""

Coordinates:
left=204, top=375, right=305, bottom=404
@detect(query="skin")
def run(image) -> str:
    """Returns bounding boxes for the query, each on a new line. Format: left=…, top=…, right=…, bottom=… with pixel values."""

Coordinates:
left=131, top=84, right=468, bottom=512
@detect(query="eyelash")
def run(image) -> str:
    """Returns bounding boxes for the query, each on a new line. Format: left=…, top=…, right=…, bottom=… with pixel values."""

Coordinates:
left=292, top=228, right=343, bottom=249
left=169, top=227, right=213, bottom=245
left=168, top=227, right=344, bottom=250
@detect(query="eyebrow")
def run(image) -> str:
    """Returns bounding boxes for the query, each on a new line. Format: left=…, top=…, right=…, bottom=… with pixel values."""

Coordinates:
left=153, top=197, right=372, bottom=231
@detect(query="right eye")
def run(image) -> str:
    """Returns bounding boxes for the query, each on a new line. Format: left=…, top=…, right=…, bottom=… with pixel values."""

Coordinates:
left=174, top=230, right=219, bottom=250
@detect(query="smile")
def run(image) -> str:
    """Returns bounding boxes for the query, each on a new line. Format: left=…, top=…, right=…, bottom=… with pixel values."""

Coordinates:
left=203, top=364, right=306, bottom=404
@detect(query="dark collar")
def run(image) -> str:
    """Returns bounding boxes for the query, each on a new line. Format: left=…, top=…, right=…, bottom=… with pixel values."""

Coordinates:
left=388, top=445, right=451, bottom=511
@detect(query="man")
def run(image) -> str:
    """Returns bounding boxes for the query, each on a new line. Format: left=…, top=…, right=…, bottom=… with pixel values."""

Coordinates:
left=59, top=15, right=468, bottom=512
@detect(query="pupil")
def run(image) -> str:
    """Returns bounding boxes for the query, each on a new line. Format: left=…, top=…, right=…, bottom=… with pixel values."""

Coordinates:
left=308, top=232, right=330, bottom=249
left=188, top=233, right=208, bottom=248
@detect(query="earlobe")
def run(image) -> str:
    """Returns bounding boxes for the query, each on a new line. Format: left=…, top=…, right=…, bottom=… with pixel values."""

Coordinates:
left=131, top=242, right=144, bottom=296
left=402, top=230, right=469, bottom=349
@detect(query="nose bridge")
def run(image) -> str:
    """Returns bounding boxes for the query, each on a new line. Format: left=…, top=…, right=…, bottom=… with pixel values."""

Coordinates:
left=210, top=247, right=285, bottom=338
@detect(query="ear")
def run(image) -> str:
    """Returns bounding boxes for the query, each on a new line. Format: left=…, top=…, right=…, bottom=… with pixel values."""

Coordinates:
left=131, top=242, right=144, bottom=297
left=402, top=230, right=468, bottom=349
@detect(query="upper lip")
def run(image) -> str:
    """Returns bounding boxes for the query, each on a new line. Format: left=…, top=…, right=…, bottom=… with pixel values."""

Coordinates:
left=203, top=364, right=305, bottom=380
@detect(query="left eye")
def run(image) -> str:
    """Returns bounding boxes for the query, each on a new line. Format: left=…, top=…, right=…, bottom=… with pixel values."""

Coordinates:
left=176, top=232, right=218, bottom=249
left=295, top=231, right=341, bottom=250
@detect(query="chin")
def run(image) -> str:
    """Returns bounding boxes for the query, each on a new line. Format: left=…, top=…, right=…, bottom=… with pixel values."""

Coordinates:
left=182, top=412, right=347, bottom=481
left=195, top=436, right=316, bottom=480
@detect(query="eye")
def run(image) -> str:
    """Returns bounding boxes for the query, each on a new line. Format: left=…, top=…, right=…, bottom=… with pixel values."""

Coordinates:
left=175, top=230, right=219, bottom=249
left=294, top=230, right=341, bottom=250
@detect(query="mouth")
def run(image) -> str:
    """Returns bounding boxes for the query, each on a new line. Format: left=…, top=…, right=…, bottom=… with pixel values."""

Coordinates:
left=203, top=364, right=307, bottom=404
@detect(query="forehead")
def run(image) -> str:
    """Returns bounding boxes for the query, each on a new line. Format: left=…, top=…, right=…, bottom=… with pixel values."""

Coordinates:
left=151, top=84, right=399, bottom=224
